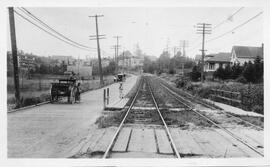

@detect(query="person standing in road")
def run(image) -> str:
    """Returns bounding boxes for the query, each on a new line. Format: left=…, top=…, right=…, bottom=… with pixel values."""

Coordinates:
left=119, top=82, right=124, bottom=99
left=75, top=82, right=81, bottom=103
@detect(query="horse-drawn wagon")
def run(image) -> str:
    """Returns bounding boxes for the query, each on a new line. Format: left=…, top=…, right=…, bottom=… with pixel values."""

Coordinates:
left=50, top=79, right=80, bottom=104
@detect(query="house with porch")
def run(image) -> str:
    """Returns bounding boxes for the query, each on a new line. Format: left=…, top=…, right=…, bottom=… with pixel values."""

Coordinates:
left=204, top=52, right=231, bottom=72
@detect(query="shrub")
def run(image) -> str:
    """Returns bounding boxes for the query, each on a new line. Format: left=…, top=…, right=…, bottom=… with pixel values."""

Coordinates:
left=175, top=76, right=189, bottom=88
left=197, top=87, right=212, bottom=98
left=252, top=105, right=263, bottom=115
left=190, top=65, right=201, bottom=82
left=236, top=76, right=247, bottom=84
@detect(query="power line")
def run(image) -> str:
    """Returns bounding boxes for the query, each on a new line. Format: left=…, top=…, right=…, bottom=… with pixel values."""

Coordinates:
left=207, top=11, right=263, bottom=43
left=188, top=7, right=244, bottom=50
left=212, top=7, right=244, bottom=30
left=188, top=11, right=263, bottom=54
left=14, top=9, right=94, bottom=52
left=18, top=7, right=96, bottom=50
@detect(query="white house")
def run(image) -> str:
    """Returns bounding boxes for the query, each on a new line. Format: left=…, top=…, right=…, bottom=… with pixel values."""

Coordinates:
left=230, top=45, right=263, bottom=65
left=118, top=55, right=143, bottom=69
left=204, top=52, right=231, bottom=72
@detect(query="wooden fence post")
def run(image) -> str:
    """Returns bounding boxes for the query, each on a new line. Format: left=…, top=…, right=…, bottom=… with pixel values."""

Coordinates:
left=103, top=89, right=106, bottom=109
left=107, top=88, right=109, bottom=105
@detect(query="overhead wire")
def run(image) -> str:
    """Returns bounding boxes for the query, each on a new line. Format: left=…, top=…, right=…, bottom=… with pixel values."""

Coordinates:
left=206, top=11, right=263, bottom=43
left=188, top=7, right=245, bottom=53
left=212, top=7, right=244, bottom=30
left=14, top=9, right=94, bottom=52
left=18, top=7, right=96, bottom=50
left=188, top=11, right=263, bottom=54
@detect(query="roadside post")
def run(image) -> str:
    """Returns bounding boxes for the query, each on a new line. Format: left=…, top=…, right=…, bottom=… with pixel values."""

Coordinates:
left=119, top=82, right=123, bottom=99
left=107, top=88, right=110, bottom=105
left=103, top=89, right=106, bottom=109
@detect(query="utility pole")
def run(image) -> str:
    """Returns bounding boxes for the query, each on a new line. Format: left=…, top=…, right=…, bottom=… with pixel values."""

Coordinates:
left=77, top=55, right=80, bottom=77
left=173, top=47, right=177, bottom=57
left=89, top=15, right=105, bottom=86
left=122, top=49, right=125, bottom=73
left=180, top=40, right=189, bottom=57
left=111, top=45, right=117, bottom=62
left=9, top=7, right=21, bottom=108
left=113, top=36, right=122, bottom=73
left=196, top=23, right=211, bottom=83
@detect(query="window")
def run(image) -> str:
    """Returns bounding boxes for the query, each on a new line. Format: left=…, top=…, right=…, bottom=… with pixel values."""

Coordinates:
left=209, top=63, right=215, bottom=70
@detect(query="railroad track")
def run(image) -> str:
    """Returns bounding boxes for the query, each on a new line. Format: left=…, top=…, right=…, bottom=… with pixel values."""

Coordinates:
left=102, top=76, right=181, bottom=158
left=158, top=81, right=264, bottom=157
left=157, top=76, right=263, bottom=130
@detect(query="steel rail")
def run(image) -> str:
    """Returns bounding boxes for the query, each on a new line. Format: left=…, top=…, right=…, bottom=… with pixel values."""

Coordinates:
left=102, top=77, right=143, bottom=158
left=146, top=79, right=181, bottom=158
left=161, top=83, right=264, bottom=157
left=159, top=80, right=263, bottom=130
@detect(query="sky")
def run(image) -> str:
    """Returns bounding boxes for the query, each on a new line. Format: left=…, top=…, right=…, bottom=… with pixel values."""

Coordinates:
left=7, top=7, right=263, bottom=59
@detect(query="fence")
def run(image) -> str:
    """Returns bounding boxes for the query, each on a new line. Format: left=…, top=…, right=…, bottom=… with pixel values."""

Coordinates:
left=210, top=89, right=253, bottom=110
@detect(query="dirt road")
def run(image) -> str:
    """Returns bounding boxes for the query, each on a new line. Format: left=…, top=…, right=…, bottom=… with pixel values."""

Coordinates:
left=7, top=75, right=138, bottom=158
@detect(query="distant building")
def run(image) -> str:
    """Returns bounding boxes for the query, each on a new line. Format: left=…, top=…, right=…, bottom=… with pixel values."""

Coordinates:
left=230, top=45, right=263, bottom=65
left=51, top=55, right=73, bottom=65
left=90, top=58, right=111, bottom=68
left=119, top=55, right=143, bottom=69
left=67, top=59, right=92, bottom=79
left=204, top=52, right=231, bottom=72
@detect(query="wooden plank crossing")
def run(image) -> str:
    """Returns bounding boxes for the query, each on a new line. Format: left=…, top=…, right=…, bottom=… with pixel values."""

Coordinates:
left=170, top=128, right=204, bottom=157
left=214, top=129, right=261, bottom=157
left=155, top=129, right=173, bottom=154
left=112, top=127, right=132, bottom=152
left=92, top=127, right=117, bottom=152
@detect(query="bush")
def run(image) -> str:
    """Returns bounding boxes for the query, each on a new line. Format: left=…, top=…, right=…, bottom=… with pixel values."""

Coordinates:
left=168, top=68, right=175, bottom=74
left=175, top=76, right=189, bottom=88
left=252, top=105, right=263, bottom=115
left=190, top=65, right=201, bottom=82
left=235, top=76, right=247, bottom=84
left=197, top=87, right=212, bottom=98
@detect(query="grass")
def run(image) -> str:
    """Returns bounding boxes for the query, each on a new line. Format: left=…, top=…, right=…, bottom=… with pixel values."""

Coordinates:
left=165, top=75, right=264, bottom=115
left=161, top=109, right=214, bottom=128
left=229, top=113, right=264, bottom=128
left=95, top=110, right=125, bottom=128
left=7, top=75, right=114, bottom=110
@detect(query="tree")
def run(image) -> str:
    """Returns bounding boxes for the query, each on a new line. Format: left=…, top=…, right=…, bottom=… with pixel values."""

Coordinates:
left=213, top=65, right=225, bottom=80
left=143, top=56, right=157, bottom=74
left=158, top=51, right=170, bottom=71
left=253, top=56, right=263, bottom=82
left=223, top=64, right=232, bottom=80
left=242, top=61, right=255, bottom=82
left=190, top=65, right=201, bottom=81
left=231, top=63, right=243, bottom=79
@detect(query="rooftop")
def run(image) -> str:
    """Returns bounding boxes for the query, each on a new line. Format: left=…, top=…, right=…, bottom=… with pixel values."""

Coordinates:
left=232, top=46, right=263, bottom=59
left=206, top=52, right=231, bottom=62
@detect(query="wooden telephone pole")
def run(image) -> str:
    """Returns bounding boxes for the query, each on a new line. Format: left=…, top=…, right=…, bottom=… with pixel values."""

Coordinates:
left=196, top=23, right=211, bottom=83
left=9, top=7, right=21, bottom=108
left=89, top=15, right=105, bottom=86
left=113, top=36, right=122, bottom=73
